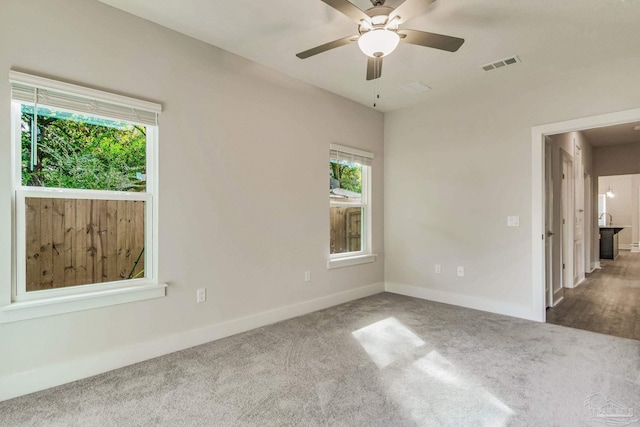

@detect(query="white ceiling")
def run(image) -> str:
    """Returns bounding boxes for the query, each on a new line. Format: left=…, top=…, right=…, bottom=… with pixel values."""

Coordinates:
left=98, top=0, right=640, bottom=112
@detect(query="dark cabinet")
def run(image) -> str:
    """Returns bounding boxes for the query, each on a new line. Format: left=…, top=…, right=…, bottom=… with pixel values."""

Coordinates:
left=599, top=227, right=624, bottom=260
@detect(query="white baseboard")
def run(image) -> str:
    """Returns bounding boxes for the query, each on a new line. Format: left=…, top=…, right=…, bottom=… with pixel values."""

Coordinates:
left=385, top=282, right=539, bottom=322
left=0, top=282, right=384, bottom=402
left=592, top=261, right=601, bottom=270
left=619, top=244, right=633, bottom=251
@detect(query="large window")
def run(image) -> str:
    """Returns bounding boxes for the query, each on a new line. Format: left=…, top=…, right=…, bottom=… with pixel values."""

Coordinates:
left=1, top=71, right=165, bottom=323
left=329, top=144, right=375, bottom=268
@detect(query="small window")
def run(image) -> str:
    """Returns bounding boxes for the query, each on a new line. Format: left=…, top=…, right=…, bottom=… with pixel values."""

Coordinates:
left=329, top=144, right=373, bottom=259
left=2, top=71, right=165, bottom=322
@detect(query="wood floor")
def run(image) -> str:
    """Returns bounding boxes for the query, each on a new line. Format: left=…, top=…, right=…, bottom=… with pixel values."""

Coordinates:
left=547, top=250, right=640, bottom=341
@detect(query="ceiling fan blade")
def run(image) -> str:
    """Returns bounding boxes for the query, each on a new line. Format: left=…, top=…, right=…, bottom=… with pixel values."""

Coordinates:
left=399, top=29, right=464, bottom=52
left=388, top=0, right=436, bottom=25
left=296, top=35, right=358, bottom=59
left=366, top=56, right=383, bottom=81
left=321, top=0, right=371, bottom=24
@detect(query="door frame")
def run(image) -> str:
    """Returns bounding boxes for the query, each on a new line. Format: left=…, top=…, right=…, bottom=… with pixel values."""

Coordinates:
left=584, top=172, right=592, bottom=272
left=531, top=107, right=640, bottom=322
left=544, top=137, right=553, bottom=308
left=561, top=151, right=574, bottom=290
left=573, top=144, right=585, bottom=286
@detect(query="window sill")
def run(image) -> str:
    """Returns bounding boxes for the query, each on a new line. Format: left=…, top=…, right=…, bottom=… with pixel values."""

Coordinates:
left=0, top=283, right=167, bottom=323
left=327, top=254, right=377, bottom=269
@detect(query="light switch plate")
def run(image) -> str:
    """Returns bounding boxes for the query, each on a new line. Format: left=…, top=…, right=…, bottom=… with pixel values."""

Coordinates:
left=507, top=216, right=520, bottom=227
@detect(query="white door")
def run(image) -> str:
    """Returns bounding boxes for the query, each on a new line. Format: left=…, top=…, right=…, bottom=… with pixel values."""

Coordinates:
left=561, top=156, right=573, bottom=291
left=584, top=173, right=591, bottom=272
left=545, top=140, right=554, bottom=307
left=574, top=144, right=585, bottom=285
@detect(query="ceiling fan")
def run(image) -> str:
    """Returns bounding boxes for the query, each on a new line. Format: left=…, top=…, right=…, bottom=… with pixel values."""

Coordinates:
left=296, top=0, right=464, bottom=81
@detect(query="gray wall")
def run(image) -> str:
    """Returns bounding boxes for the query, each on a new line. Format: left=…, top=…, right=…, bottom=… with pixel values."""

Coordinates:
left=595, top=143, right=640, bottom=177
left=0, top=0, right=384, bottom=380
left=384, top=50, right=640, bottom=317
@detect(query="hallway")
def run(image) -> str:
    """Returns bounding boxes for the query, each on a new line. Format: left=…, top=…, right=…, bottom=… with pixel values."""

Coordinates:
left=547, top=251, right=640, bottom=340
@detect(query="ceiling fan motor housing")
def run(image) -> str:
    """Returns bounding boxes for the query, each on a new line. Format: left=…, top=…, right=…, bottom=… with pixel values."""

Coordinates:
left=358, top=6, right=396, bottom=34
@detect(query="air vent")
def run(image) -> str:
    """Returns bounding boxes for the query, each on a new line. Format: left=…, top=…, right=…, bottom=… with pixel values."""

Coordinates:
left=399, top=81, right=432, bottom=95
left=482, top=55, right=521, bottom=72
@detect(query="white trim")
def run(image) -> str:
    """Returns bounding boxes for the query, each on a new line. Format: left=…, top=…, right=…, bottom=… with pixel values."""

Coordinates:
left=9, top=70, right=161, bottom=113
left=592, top=261, right=601, bottom=270
left=330, top=201, right=365, bottom=208
left=0, top=282, right=384, bottom=402
left=385, top=282, right=539, bottom=321
left=327, top=253, right=377, bottom=269
left=15, top=186, right=150, bottom=200
left=619, top=244, right=633, bottom=251
left=148, top=126, right=159, bottom=283
left=552, top=288, right=565, bottom=307
left=0, top=283, right=166, bottom=324
left=329, top=143, right=374, bottom=159
left=531, top=107, right=640, bottom=323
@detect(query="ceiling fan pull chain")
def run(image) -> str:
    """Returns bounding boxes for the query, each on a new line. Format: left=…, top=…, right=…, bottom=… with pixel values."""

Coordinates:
left=372, top=79, right=376, bottom=107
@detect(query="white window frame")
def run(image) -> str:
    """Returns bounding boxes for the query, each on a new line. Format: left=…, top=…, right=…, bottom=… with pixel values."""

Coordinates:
left=327, top=143, right=376, bottom=269
left=0, top=71, right=166, bottom=323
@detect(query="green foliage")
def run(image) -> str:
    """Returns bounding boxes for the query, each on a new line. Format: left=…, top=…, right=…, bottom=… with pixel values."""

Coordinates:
left=21, top=107, right=146, bottom=192
left=330, top=161, right=362, bottom=194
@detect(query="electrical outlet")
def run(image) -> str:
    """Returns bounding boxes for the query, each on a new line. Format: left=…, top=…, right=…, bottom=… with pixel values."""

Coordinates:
left=435, top=264, right=441, bottom=274
left=196, top=288, right=206, bottom=303
left=507, top=216, right=520, bottom=227
left=304, top=271, right=311, bottom=282
left=457, top=266, right=465, bottom=277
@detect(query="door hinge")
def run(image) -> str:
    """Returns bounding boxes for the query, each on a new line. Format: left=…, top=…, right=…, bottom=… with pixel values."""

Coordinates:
left=542, top=234, right=544, bottom=240
left=563, top=219, right=565, bottom=224
left=562, top=263, right=565, bottom=269
left=562, top=173, right=565, bottom=179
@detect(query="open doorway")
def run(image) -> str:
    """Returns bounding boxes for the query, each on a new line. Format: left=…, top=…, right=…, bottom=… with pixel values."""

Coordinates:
left=547, top=172, right=640, bottom=340
left=533, top=112, right=640, bottom=341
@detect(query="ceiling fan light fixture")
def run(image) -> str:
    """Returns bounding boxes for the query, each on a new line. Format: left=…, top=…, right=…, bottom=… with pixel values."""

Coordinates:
left=358, top=29, right=399, bottom=58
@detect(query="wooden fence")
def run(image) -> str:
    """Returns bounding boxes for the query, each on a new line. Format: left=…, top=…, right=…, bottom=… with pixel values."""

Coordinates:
left=330, top=207, right=362, bottom=254
left=25, top=197, right=145, bottom=292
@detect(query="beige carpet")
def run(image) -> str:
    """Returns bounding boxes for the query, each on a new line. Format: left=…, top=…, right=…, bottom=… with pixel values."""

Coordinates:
left=1, top=293, right=639, bottom=426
